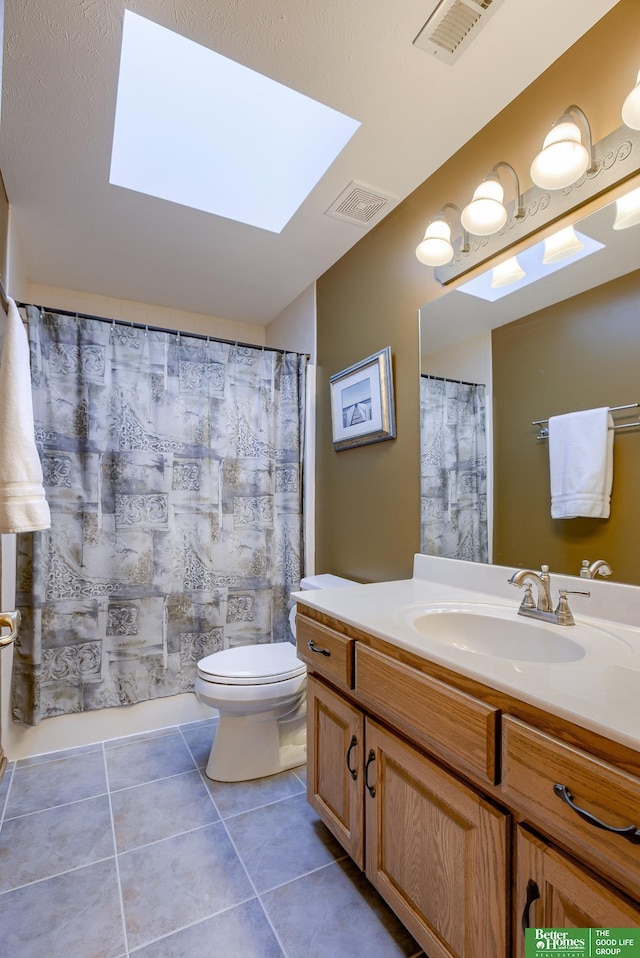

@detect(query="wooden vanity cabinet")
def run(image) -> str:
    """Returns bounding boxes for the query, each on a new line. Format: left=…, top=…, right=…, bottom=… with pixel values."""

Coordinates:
left=515, top=826, right=640, bottom=958
left=307, top=674, right=364, bottom=867
left=302, top=624, right=509, bottom=958
left=365, top=719, right=509, bottom=958
left=298, top=608, right=640, bottom=958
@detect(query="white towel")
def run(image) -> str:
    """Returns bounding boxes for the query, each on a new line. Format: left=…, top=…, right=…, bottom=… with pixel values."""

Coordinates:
left=0, top=298, right=51, bottom=533
left=549, top=406, right=613, bottom=519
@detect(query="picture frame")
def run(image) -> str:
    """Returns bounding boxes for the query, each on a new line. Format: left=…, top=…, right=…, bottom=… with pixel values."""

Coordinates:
left=329, top=346, right=396, bottom=451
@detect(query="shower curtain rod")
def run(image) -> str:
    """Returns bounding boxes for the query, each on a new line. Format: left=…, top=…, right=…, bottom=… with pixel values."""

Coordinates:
left=421, top=373, right=485, bottom=388
left=15, top=301, right=310, bottom=359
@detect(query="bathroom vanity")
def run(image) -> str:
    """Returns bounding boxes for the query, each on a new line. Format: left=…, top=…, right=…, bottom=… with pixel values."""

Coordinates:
left=293, top=556, right=640, bottom=958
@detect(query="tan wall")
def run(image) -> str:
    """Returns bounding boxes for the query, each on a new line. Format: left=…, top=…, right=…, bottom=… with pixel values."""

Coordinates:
left=493, top=268, right=640, bottom=585
left=316, top=0, right=640, bottom=583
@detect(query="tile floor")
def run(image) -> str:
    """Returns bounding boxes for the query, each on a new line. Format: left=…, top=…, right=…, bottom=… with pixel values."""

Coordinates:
left=0, top=719, right=424, bottom=958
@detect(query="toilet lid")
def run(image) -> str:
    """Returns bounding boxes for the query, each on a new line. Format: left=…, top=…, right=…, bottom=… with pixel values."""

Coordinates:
left=197, top=643, right=306, bottom=685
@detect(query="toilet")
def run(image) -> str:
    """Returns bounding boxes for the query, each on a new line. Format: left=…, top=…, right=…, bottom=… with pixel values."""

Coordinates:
left=195, top=574, right=356, bottom=782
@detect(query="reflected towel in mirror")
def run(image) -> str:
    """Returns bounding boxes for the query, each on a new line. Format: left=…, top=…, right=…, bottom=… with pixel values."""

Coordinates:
left=549, top=406, right=613, bottom=519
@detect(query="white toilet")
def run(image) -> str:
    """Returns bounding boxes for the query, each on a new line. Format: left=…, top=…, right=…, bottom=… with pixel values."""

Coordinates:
left=195, top=574, right=356, bottom=782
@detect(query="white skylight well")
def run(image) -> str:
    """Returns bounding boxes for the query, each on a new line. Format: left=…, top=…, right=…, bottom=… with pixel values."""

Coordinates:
left=456, top=230, right=604, bottom=302
left=110, top=11, right=361, bottom=233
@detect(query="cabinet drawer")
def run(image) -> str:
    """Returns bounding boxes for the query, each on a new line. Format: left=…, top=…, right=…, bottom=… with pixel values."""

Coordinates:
left=502, top=716, right=640, bottom=900
left=356, top=645, right=499, bottom=785
left=296, top=615, right=355, bottom=691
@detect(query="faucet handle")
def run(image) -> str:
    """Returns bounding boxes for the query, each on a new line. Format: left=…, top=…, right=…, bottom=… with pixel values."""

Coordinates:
left=519, top=583, right=536, bottom=611
left=554, top=589, right=590, bottom=626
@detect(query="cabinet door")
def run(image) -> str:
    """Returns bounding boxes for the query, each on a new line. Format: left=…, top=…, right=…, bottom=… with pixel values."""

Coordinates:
left=365, top=719, right=509, bottom=958
left=515, top=826, right=640, bottom=958
left=306, top=675, right=365, bottom=868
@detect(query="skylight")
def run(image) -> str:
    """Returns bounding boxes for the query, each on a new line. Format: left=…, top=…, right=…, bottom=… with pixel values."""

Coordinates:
left=456, top=230, right=605, bottom=302
left=110, top=11, right=361, bottom=233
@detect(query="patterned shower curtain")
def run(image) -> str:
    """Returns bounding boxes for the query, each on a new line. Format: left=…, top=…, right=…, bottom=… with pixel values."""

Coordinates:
left=13, top=308, right=307, bottom=726
left=420, top=375, right=488, bottom=563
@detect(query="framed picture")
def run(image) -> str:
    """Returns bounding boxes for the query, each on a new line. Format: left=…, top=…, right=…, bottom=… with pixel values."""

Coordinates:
left=329, top=346, right=396, bottom=451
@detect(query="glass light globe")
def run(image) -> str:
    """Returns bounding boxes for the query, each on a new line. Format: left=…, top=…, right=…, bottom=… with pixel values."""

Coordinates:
left=530, top=120, right=589, bottom=190
left=613, top=186, right=640, bottom=230
left=542, top=225, right=585, bottom=264
left=622, top=70, right=640, bottom=130
left=461, top=177, right=507, bottom=236
left=415, top=219, right=454, bottom=266
left=491, top=256, right=525, bottom=288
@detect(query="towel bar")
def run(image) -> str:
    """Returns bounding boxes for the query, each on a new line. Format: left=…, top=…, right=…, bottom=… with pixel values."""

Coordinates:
left=533, top=404, right=640, bottom=440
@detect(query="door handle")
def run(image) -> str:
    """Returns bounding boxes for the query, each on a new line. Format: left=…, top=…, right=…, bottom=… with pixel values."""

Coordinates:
left=364, top=749, right=376, bottom=797
left=521, top=879, right=540, bottom=932
left=308, top=639, right=330, bottom=657
left=346, top=735, right=358, bottom=780
left=0, top=610, right=21, bottom=649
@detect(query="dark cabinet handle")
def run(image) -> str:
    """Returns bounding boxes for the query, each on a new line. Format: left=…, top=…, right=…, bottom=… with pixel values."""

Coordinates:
left=521, top=879, right=540, bottom=932
left=308, top=639, right=330, bottom=657
left=553, top=783, right=640, bottom=844
left=364, top=749, right=376, bottom=797
left=346, top=735, right=358, bottom=781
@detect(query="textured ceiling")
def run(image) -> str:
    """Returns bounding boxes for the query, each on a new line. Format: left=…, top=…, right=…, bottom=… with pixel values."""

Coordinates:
left=0, top=0, right=620, bottom=323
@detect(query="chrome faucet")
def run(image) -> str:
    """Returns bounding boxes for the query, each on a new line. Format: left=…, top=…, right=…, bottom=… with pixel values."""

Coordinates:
left=580, top=559, right=612, bottom=579
left=508, top=565, right=590, bottom=626
left=509, top=565, right=554, bottom=612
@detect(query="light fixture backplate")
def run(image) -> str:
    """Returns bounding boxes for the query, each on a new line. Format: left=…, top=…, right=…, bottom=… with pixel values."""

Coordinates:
left=435, top=122, right=640, bottom=284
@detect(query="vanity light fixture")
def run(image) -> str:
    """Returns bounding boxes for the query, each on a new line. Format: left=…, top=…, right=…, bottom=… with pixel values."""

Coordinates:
left=622, top=69, right=640, bottom=130
left=415, top=203, right=470, bottom=267
left=490, top=255, right=525, bottom=288
left=542, top=225, right=585, bottom=264
left=461, top=161, right=525, bottom=236
left=530, top=105, right=596, bottom=191
left=613, top=185, right=640, bottom=230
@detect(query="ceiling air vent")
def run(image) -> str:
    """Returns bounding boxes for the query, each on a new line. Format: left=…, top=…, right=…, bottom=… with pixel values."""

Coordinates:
left=414, top=0, right=507, bottom=65
left=325, top=181, right=398, bottom=229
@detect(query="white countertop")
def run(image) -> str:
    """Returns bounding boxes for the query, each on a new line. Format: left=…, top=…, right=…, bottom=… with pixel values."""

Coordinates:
left=293, top=555, right=640, bottom=753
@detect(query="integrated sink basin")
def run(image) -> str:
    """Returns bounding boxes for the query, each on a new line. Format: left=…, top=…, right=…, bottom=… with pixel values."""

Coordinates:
left=401, top=603, right=627, bottom=664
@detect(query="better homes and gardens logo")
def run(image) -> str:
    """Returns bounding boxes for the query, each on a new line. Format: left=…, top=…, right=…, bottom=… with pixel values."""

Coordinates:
left=525, top=929, right=640, bottom=958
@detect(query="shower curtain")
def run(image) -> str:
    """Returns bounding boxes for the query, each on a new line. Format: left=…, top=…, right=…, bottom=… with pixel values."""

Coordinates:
left=13, top=308, right=307, bottom=726
left=420, top=375, right=488, bottom=563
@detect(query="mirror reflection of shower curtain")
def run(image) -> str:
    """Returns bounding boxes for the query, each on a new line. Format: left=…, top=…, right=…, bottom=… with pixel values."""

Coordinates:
left=420, top=376, right=488, bottom=562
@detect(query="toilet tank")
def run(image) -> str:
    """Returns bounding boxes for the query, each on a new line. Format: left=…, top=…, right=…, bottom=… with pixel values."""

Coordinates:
left=290, top=574, right=357, bottom=639
left=299, top=574, right=356, bottom=591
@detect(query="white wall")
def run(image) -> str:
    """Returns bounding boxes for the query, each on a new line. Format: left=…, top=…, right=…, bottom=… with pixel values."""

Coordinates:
left=266, top=283, right=317, bottom=577
left=265, top=283, right=316, bottom=362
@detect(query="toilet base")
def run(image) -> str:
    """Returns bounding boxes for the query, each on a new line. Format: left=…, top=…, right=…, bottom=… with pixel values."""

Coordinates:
left=205, top=708, right=306, bottom=783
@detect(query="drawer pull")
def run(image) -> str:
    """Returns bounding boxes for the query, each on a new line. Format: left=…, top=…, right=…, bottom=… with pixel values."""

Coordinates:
left=365, top=749, right=376, bottom=797
left=308, top=639, right=331, bottom=657
left=346, top=735, right=358, bottom=781
left=553, top=783, right=640, bottom=844
left=521, top=879, right=540, bottom=933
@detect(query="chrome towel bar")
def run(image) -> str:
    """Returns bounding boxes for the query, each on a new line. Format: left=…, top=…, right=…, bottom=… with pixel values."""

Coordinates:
left=533, top=403, right=639, bottom=440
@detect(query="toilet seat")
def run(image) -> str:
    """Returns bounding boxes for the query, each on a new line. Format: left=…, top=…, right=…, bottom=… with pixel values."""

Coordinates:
left=197, top=643, right=305, bottom=686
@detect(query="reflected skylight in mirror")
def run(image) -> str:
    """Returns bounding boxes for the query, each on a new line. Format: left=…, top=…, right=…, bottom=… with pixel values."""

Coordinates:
left=110, top=11, right=361, bottom=233
left=457, top=229, right=604, bottom=302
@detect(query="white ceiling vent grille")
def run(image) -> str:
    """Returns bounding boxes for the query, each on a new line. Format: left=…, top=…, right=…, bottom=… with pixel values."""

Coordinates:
left=325, top=181, right=398, bottom=229
left=414, top=0, right=507, bottom=64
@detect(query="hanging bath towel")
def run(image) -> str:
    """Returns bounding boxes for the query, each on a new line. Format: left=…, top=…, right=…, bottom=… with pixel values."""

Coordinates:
left=0, top=297, right=50, bottom=532
left=548, top=406, right=613, bottom=519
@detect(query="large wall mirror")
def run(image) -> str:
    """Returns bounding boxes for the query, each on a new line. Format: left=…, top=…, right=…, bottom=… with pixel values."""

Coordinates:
left=419, top=179, right=640, bottom=585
